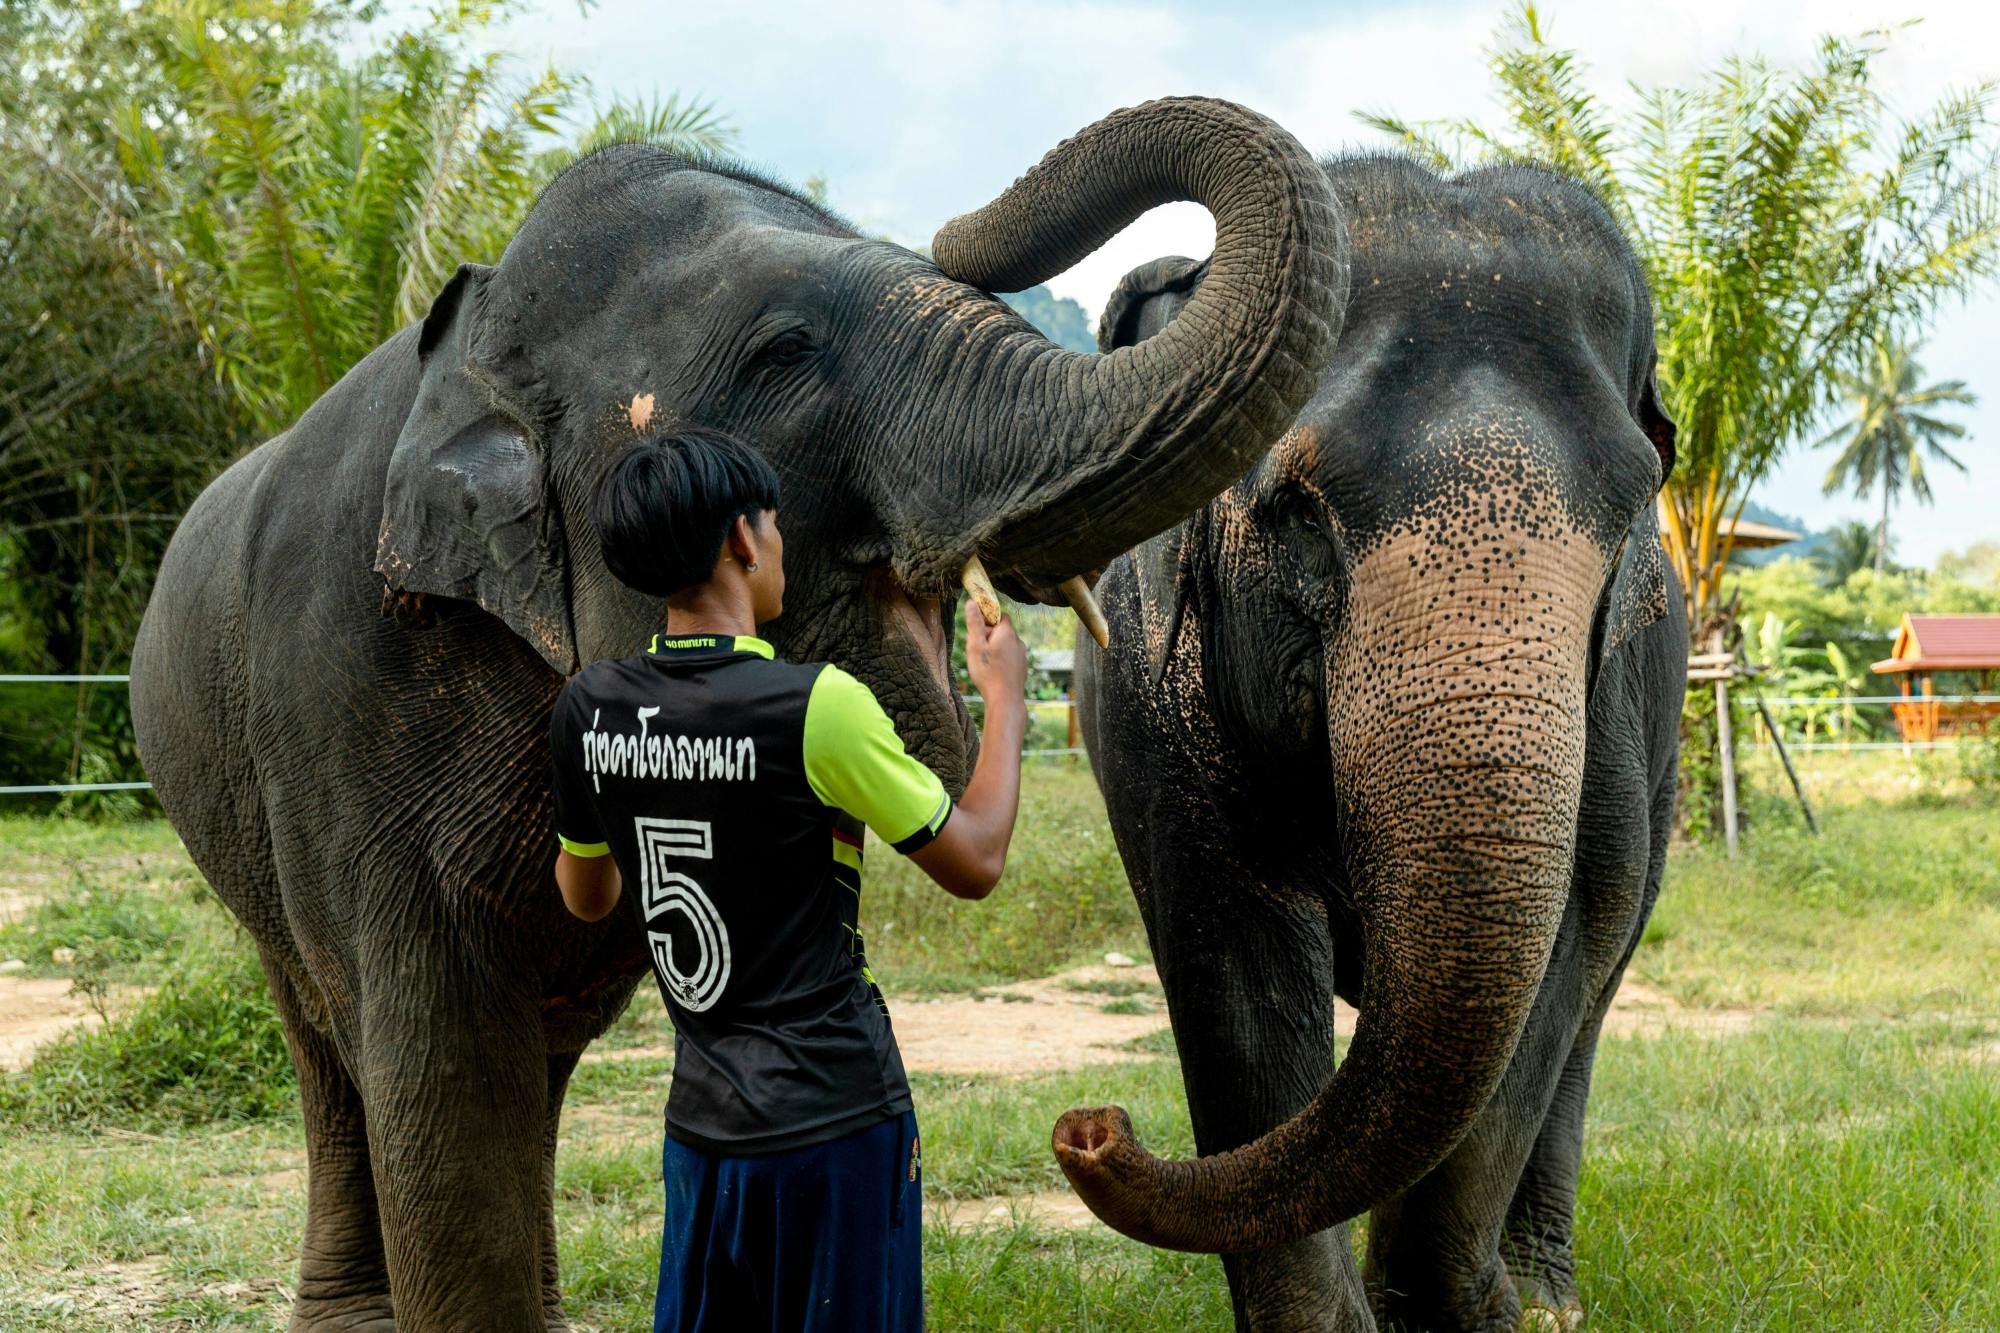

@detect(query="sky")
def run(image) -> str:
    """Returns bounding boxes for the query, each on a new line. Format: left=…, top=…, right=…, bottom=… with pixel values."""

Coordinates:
left=491, top=0, right=1999, bottom=566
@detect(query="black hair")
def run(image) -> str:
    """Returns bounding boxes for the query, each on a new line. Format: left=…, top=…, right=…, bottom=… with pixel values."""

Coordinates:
left=591, top=427, right=781, bottom=598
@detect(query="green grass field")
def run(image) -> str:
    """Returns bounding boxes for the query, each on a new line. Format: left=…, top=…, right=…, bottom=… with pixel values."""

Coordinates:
left=1, top=754, right=1995, bottom=1330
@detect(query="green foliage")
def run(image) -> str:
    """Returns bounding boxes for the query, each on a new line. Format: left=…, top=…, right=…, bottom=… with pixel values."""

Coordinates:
left=0, top=872, right=200, bottom=980
left=0, top=942, right=294, bottom=1130
left=998, top=285, right=1098, bottom=353
left=865, top=765, right=1141, bottom=992
left=1365, top=7, right=2000, bottom=630
left=1741, top=610, right=1877, bottom=743
left=1732, top=554, right=2000, bottom=642
left=1936, top=539, right=2000, bottom=586
left=1812, top=518, right=1889, bottom=584
left=0, top=0, right=738, bottom=793
left=1962, top=731, right=2000, bottom=790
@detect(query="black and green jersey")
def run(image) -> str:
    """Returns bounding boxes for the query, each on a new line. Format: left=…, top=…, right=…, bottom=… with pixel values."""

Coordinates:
left=550, top=634, right=951, bottom=1155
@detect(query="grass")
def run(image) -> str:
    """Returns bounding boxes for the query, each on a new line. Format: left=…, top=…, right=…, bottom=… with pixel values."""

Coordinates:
left=1641, top=750, right=2000, bottom=1016
left=2, top=755, right=1997, bottom=1328
left=862, top=760, right=1146, bottom=993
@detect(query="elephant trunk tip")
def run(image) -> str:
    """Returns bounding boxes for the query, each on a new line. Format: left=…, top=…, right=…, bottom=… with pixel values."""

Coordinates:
left=1053, top=1104, right=1129, bottom=1161
left=1051, top=1104, right=1209, bottom=1252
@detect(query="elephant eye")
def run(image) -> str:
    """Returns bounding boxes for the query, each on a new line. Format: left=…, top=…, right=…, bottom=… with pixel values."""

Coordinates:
left=1273, top=486, right=1339, bottom=581
left=759, top=330, right=817, bottom=368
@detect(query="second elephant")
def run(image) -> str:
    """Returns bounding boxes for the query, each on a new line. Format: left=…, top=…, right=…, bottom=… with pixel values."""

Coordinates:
left=1068, top=156, right=1687, bottom=1333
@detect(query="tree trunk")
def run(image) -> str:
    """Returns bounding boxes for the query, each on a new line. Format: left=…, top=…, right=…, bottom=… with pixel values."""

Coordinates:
left=1875, top=481, right=1890, bottom=579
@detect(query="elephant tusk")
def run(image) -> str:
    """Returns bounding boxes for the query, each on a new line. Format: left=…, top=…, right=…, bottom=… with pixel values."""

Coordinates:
left=962, top=556, right=1109, bottom=649
left=1061, top=575, right=1110, bottom=649
left=961, top=555, right=1003, bottom=627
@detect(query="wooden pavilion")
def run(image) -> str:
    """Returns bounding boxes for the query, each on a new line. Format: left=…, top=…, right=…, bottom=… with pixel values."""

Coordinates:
left=1871, top=614, right=2000, bottom=743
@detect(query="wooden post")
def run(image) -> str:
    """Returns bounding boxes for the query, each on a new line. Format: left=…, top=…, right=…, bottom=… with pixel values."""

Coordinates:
left=1712, top=632, right=1739, bottom=859
left=1754, top=695, right=1819, bottom=835
left=1066, top=701, right=1079, bottom=752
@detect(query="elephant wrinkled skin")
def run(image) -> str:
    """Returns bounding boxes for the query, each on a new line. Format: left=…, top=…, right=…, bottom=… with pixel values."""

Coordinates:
left=130, top=99, right=1347, bottom=1330
left=1071, top=155, right=1686, bottom=1333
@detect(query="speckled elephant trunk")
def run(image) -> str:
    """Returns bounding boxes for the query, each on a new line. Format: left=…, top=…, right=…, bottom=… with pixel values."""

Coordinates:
left=1056, top=449, right=1604, bottom=1254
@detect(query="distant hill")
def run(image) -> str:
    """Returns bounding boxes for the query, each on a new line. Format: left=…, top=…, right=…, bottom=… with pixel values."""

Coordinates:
left=1732, top=499, right=1830, bottom=568
left=999, top=285, right=1096, bottom=352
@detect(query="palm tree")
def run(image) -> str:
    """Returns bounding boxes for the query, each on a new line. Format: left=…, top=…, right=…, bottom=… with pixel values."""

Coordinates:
left=1816, top=340, right=1974, bottom=578
left=1811, top=519, right=1886, bottom=584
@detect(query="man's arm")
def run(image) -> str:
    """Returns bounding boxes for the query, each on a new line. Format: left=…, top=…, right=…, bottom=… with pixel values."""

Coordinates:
left=908, top=602, right=1027, bottom=900
left=550, top=684, right=622, bottom=921
left=556, top=850, right=623, bottom=921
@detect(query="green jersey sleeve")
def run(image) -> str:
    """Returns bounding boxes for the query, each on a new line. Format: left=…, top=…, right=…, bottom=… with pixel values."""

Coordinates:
left=802, top=665, right=952, bottom=854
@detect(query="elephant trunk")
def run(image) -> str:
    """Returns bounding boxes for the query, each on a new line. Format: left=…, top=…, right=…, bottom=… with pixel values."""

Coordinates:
left=925, top=96, right=1348, bottom=589
left=1055, top=501, right=1603, bottom=1254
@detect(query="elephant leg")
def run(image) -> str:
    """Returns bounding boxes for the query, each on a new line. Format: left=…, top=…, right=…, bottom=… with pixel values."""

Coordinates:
left=1363, top=930, right=1587, bottom=1333
left=1497, top=1011, right=1605, bottom=1332
left=538, top=1049, right=582, bottom=1330
left=359, top=926, right=551, bottom=1332
left=1146, top=850, right=1370, bottom=1332
left=264, top=954, right=396, bottom=1332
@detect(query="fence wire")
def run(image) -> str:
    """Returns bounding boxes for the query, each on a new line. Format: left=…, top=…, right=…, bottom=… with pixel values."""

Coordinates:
left=5, top=677, right=1988, bottom=795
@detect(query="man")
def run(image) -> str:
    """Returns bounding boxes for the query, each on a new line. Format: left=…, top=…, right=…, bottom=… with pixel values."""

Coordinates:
left=549, top=426, right=1027, bottom=1332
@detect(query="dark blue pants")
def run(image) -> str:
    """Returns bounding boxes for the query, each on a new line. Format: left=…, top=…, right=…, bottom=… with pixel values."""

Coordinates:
left=655, top=1110, right=923, bottom=1333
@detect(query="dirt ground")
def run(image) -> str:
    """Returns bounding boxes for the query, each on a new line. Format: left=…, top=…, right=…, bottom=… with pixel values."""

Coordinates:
left=0, top=958, right=1755, bottom=1079
left=0, top=951, right=1762, bottom=1272
left=0, top=975, right=119, bottom=1070
left=887, top=962, right=1757, bottom=1080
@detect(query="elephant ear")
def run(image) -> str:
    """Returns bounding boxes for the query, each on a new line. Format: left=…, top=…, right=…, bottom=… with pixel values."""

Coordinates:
left=1095, top=254, right=1211, bottom=685
left=1603, top=358, right=1680, bottom=657
left=1095, top=255, right=1208, bottom=353
left=375, top=263, right=577, bottom=672
left=1637, top=353, right=1677, bottom=480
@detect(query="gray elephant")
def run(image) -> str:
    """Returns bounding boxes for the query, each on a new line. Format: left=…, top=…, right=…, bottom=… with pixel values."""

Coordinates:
left=1062, top=155, right=1686, bottom=1332
left=128, top=99, right=1347, bottom=1329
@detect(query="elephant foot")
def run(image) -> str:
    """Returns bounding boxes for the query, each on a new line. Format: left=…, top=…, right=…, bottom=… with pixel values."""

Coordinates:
left=289, top=1292, right=395, bottom=1332
left=1370, top=1257, right=1520, bottom=1333
left=1511, top=1254, right=1581, bottom=1332
left=1518, top=1303, right=1583, bottom=1332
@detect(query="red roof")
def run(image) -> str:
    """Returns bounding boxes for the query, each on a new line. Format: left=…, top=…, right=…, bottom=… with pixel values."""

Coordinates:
left=1872, top=614, right=2000, bottom=673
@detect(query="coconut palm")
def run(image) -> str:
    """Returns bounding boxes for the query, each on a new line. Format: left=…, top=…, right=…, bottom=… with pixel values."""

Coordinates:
left=1812, top=519, right=1888, bottom=584
left=1816, top=340, right=1975, bottom=577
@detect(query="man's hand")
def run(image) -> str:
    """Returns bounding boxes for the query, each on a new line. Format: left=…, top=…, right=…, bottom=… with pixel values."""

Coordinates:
left=909, top=602, right=1029, bottom=900
left=964, top=598, right=1027, bottom=701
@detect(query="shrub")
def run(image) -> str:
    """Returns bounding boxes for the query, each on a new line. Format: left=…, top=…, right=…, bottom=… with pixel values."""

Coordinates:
left=0, top=939, right=295, bottom=1129
left=1961, top=731, right=2000, bottom=790
left=0, top=871, right=195, bottom=979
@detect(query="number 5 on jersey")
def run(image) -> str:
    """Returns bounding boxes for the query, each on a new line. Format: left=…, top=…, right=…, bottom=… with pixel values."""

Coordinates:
left=635, top=817, right=731, bottom=1012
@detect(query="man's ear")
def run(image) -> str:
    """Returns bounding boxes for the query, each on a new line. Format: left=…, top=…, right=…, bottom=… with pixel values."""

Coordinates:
left=1637, top=353, right=1677, bottom=483
left=1096, top=255, right=1208, bottom=352
left=725, top=513, right=759, bottom=569
left=374, top=262, right=577, bottom=672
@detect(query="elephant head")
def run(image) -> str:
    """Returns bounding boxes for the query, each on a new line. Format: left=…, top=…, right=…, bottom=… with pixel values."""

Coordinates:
left=1056, top=158, right=1679, bottom=1252
left=374, top=97, right=1347, bottom=787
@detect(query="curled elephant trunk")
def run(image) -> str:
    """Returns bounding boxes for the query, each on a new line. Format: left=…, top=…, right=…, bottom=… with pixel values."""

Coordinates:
left=924, top=97, right=1348, bottom=592
left=1057, top=512, right=1603, bottom=1254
